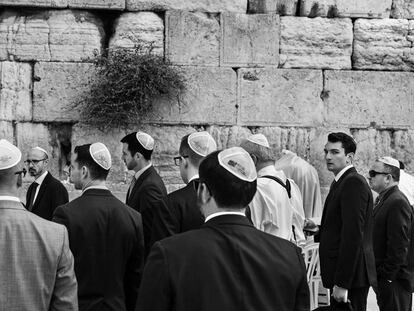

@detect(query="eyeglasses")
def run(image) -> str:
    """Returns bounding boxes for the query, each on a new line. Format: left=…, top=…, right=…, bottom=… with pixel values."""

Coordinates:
left=173, top=155, right=188, bottom=166
left=24, top=158, right=47, bottom=165
left=15, top=168, right=27, bottom=178
left=368, top=170, right=389, bottom=178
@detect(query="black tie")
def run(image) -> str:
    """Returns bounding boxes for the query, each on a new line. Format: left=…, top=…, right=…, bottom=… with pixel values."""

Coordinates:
left=27, top=182, right=38, bottom=211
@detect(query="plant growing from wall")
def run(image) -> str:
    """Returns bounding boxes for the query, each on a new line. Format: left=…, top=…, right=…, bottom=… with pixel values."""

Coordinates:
left=74, top=44, right=186, bottom=131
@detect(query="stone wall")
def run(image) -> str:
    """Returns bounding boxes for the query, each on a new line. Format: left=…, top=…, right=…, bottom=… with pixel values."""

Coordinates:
left=1, top=0, right=414, bottom=201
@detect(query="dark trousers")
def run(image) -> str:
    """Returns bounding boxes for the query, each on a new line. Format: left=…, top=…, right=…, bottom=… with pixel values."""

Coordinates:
left=375, top=279, right=412, bottom=311
left=330, top=287, right=369, bottom=311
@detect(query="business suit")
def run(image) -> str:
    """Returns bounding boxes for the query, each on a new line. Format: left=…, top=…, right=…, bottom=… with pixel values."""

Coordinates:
left=137, top=214, right=309, bottom=311
left=373, top=185, right=414, bottom=311
left=0, top=198, right=77, bottom=311
left=126, top=166, right=167, bottom=256
left=151, top=179, right=203, bottom=243
left=316, top=167, right=376, bottom=311
left=53, top=188, right=144, bottom=311
left=26, top=171, right=69, bottom=220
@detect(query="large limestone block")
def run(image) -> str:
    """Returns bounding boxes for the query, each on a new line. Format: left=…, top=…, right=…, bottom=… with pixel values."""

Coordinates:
left=353, top=19, right=414, bottom=71
left=300, top=0, right=391, bottom=18
left=0, top=10, right=104, bottom=62
left=0, top=62, right=32, bottom=121
left=126, top=0, right=247, bottom=12
left=280, top=17, right=352, bottom=69
left=248, top=0, right=298, bottom=15
left=324, top=70, right=414, bottom=128
left=148, top=66, right=237, bottom=125
left=165, top=11, right=219, bottom=66
left=220, top=13, right=279, bottom=67
left=238, top=68, right=324, bottom=126
left=33, top=62, right=97, bottom=122
left=393, top=130, right=414, bottom=171
left=68, top=0, right=125, bottom=9
left=392, top=0, right=414, bottom=19
left=0, top=121, right=13, bottom=141
left=0, top=0, right=67, bottom=7
left=109, top=12, right=164, bottom=55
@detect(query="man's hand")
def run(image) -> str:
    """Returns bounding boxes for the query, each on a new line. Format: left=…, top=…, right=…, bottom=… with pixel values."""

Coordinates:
left=304, top=219, right=319, bottom=236
left=332, top=285, right=348, bottom=302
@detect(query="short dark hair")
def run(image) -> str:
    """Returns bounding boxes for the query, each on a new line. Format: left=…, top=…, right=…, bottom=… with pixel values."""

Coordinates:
left=399, top=160, right=405, bottom=170
left=73, top=144, right=109, bottom=180
left=199, top=151, right=256, bottom=208
left=179, top=134, right=204, bottom=167
left=121, top=132, right=152, bottom=160
left=382, top=162, right=400, bottom=182
left=327, top=132, right=357, bottom=155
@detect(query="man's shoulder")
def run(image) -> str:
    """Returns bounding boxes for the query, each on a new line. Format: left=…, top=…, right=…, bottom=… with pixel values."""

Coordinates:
left=45, top=173, right=67, bottom=190
left=168, top=184, right=194, bottom=202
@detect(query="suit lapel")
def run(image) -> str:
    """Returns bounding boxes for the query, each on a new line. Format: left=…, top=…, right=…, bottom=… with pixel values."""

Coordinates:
left=373, top=186, right=397, bottom=216
left=127, top=166, right=153, bottom=204
left=31, top=173, right=51, bottom=212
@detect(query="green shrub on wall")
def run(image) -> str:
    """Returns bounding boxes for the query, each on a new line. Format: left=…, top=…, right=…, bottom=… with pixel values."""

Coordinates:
left=75, top=44, right=186, bottom=130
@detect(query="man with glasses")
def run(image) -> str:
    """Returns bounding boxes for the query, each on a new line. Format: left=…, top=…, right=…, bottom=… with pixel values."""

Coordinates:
left=25, top=146, right=68, bottom=220
left=151, top=131, right=217, bottom=243
left=0, top=139, right=78, bottom=310
left=369, top=157, right=414, bottom=311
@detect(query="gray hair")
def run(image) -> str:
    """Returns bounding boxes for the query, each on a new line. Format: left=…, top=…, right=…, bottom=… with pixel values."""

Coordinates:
left=240, top=139, right=275, bottom=163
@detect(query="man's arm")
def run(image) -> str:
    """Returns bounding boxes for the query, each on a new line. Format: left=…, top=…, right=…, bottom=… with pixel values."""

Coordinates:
left=150, top=194, right=180, bottom=244
left=50, top=226, right=78, bottom=311
left=135, top=242, right=171, bottom=311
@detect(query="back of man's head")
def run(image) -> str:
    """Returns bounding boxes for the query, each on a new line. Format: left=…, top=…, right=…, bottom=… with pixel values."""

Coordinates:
left=0, top=139, right=23, bottom=190
left=180, top=132, right=217, bottom=167
left=121, top=132, right=154, bottom=160
left=240, top=134, right=274, bottom=164
left=327, top=132, right=357, bottom=155
left=74, top=143, right=110, bottom=180
left=199, top=147, right=257, bottom=209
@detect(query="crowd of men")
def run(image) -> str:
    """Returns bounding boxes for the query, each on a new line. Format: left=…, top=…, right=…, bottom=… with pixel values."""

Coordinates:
left=0, top=130, right=414, bottom=311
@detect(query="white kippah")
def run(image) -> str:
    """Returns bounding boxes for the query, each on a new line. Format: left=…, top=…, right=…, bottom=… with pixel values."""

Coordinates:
left=247, top=133, right=270, bottom=148
left=188, top=132, right=217, bottom=157
left=218, top=147, right=257, bottom=182
left=89, top=142, right=111, bottom=170
left=136, top=132, right=154, bottom=151
left=33, top=146, right=49, bottom=157
left=0, top=139, right=22, bottom=170
left=378, top=156, right=400, bottom=169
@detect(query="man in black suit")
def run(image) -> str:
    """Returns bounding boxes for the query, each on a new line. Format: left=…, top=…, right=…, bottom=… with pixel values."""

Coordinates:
left=136, top=147, right=309, bottom=311
left=369, top=156, right=414, bottom=311
left=25, top=147, right=68, bottom=220
left=53, top=143, right=144, bottom=311
left=309, top=132, right=376, bottom=311
left=151, top=131, right=217, bottom=242
left=121, top=131, right=167, bottom=256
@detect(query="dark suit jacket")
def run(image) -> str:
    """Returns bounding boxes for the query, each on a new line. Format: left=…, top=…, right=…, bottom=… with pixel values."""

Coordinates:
left=151, top=179, right=204, bottom=243
left=316, top=167, right=377, bottom=289
left=373, top=185, right=414, bottom=291
left=125, top=166, right=167, bottom=256
left=53, top=189, right=144, bottom=311
left=136, top=214, right=309, bottom=311
left=26, top=172, right=69, bottom=220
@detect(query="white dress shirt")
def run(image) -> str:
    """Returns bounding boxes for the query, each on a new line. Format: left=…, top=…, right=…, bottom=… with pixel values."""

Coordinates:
left=134, top=163, right=152, bottom=180
left=205, top=211, right=246, bottom=223
left=334, top=165, right=353, bottom=182
left=32, top=171, right=48, bottom=204
left=399, top=170, right=414, bottom=206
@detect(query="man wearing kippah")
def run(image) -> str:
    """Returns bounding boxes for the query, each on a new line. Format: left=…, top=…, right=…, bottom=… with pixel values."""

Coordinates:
left=53, top=143, right=144, bottom=311
left=0, top=139, right=77, bottom=310
left=369, top=157, right=414, bottom=311
left=151, top=131, right=217, bottom=242
left=136, top=147, right=309, bottom=311
left=121, top=131, right=167, bottom=256
left=25, top=146, right=69, bottom=220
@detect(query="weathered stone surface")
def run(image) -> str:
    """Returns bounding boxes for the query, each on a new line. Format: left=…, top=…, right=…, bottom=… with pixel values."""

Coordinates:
left=353, top=19, right=414, bottom=71
left=0, top=121, right=13, bottom=142
left=248, top=0, right=298, bottom=15
left=300, top=0, right=391, bottom=18
left=0, top=0, right=67, bottom=7
left=109, top=12, right=163, bottom=55
left=68, top=0, right=125, bottom=9
left=393, top=130, right=414, bottom=171
left=148, top=66, right=237, bottom=125
left=0, top=10, right=104, bottom=62
left=165, top=11, right=219, bottom=66
left=238, top=68, right=324, bottom=126
left=33, top=62, right=97, bottom=122
left=126, top=0, right=247, bottom=12
left=220, top=13, right=279, bottom=67
left=324, top=70, right=414, bottom=128
left=392, top=0, right=414, bottom=19
left=0, top=62, right=32, bottom=121
left=280, top=17, right=352, bottom=69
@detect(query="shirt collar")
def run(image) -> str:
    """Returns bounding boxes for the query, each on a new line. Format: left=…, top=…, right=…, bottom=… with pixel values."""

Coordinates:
left=334, top=165, right=353, bottom=182
left=34, top=171, right=48, bottom=185
left=82, top=185, right=109, bottom=194
left=0, top=196, right=20, bottom=203
left=205, top=211, right=246, bottom=223
left=134, top=163, right=152, bottom=180
left=188, top=174, right=199, bottom=183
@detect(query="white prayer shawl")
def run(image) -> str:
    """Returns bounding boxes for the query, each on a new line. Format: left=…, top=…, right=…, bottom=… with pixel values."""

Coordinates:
left=399, top=170, right=414, bottom=206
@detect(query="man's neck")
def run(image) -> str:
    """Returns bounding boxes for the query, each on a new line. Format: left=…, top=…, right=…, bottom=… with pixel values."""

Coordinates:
left=134, top=161, right=151, bottom=173
left=81, top=179, right=106, bottom=191
left=0, top=188, right=18, bottom=197
left=379, top=182, right=399, bottom=195
left=256, top=161, right=274, bottom=172
left=34, top=170, right=46, bottom=180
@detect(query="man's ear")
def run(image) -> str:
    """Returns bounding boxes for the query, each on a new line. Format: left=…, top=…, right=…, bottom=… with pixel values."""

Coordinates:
left=199, top=183, right=212, bottom=205
left=81, top=165, right=88, bottom=179
left=346, top=152, right=355, bottom=164
left=250, top=154, right=258, bottom=166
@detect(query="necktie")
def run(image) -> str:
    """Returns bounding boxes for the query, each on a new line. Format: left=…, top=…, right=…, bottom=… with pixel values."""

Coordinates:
left=128, top=176, right=137, bottom=199
left=27, top=182, right=38, bottom=211
left=374, top=195, right=381, bottom=208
